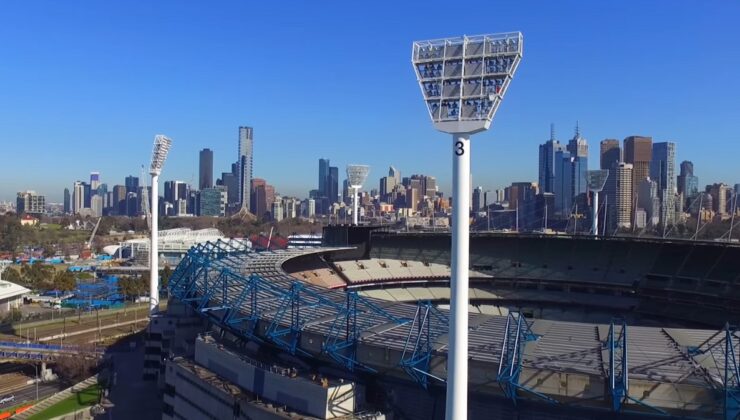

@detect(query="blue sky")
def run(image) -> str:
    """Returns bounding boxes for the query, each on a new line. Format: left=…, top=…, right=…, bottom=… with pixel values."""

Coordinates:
left=1, top=1, right=738, bottom=202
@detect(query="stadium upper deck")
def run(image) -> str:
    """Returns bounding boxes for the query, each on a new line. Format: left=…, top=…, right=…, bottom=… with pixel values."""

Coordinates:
left=168, top=234, right=740, bottom=419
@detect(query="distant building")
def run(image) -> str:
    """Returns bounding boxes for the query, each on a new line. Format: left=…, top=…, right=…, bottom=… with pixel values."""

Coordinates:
left=623, top=136, right=652, bottom=192
left=328, top=166, right=339, bottom=206
left=199, top=187, right=226, bottom=217
left=63, top=188, right=71, bottom=214
left=600, top=139, right=621, bottom=170
left=650, top=142, right=676, bottom=225
left=199, top=148, right=214, bottom=190
left=472, top=186, right=483, bottom=212
left=72, top=181, right=85, bottom=214
left=111, top=185, right=126, bottom=216
left=613, top=163, right=633, bottom=230
left=637, top=178, right=660, bottom=227
left=271, top=197, right=284, bottom=222
left=125, top=175, right=139, bottom=195
left=91, top=194, right=103, bottom=217
left=707, top=183, right=731, bottom=217
left=238, top=126, right=254, bottom=211
left=538, top=125, right=566, bottom=193
left=677, top=160, right=699, bottom=208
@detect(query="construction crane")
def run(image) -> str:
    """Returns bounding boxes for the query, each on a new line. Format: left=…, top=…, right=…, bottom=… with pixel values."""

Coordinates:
left=81, top=217, right=102, bottom=259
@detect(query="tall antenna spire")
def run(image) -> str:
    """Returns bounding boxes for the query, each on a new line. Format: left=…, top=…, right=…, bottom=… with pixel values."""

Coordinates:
left=550, top=123, right=555, bottom=142
left=575, top=120, right=580, bottom=138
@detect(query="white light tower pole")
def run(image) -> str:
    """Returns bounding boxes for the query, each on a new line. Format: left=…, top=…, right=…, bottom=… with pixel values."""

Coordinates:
left=346, top=165, right=370, bottom=225
left=149, top=135, right=172, bottom=315
left=412, top=33, right=523, bottom=419
left=587, top=170, right=609, bottom=237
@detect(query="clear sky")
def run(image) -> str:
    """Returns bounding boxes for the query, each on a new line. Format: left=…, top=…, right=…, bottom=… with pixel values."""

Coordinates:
left=1, top=1, right=738, bottom=202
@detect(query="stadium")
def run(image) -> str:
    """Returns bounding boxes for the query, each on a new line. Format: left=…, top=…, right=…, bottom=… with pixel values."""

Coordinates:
left=154, top=226, right=740, bottom=420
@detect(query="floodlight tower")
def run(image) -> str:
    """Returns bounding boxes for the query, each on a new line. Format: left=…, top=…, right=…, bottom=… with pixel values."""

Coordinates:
left=587, top=170, right=609, bottom=236
left=346, top=165, right=370, bottom=225
left=412, top=33, right=522, bottom=420
left=149, top=134, right=172, bottom=315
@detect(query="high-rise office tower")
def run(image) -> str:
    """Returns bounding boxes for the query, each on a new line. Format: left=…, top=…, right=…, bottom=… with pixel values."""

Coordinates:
left=538, top=124, right=566, bottom=194
left=613, top=163, right=633, bottom=230
left=199, top=186, right=227, bottom=217
left=600, top=139, right=621, bottom=170
left=112, top=185, right=127, bottom=216
left=251, top=178, right=275, bottom=220
left=677, top=160, right=699, bottom=208
left=650, top=142, right=676, bottom=225
left=238, top=126, right=254, bottom=211
left=90, top=172, right=100, bottom=190
left=328, top=166, right=339, bottom=205
left=63, top=188, right=71, bottom=214
left=389, top=166, right=401, bottom=185
left=553, top=149, right=573, bottom=216
left=637, top=178, right=660, bottom=227
left=73, top=181, right=85, bottom=214
left=623, top=136, right=652, bottom=192
left=567, top=125, right=589, bottom=201
left=472, top=186, right=483, bottom=212
left=708, top=183, right=731, bottom=216
left=199, top=148, right=214, bottom=190
left=125, top=176, right=139, bottom=195
left=318, top=158, right=330, bottom=197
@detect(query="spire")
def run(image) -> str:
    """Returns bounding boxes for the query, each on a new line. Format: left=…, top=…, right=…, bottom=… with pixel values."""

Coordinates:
left=575, top=120, right=580, bottom=138
left=550, top=123, right=555, bottom=142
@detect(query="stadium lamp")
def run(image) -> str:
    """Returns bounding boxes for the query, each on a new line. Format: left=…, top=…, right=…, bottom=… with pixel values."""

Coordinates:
left=587, top=170, right=609, bottom=237
left=412, top=32, right=523, bottom=420
left=346, top=165, right=370, bottom=225
left=149, top=134, right=172, bottom=315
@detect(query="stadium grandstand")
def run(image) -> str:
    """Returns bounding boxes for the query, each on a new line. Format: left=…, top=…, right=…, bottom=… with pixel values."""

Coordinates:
left=153, top=226, right=740, bottom=420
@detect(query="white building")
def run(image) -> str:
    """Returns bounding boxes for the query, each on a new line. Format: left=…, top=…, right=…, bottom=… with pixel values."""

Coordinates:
left=0, top=262, right=29, bottom=314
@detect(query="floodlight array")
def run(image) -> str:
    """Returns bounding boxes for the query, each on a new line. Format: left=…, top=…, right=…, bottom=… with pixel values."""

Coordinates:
left=150, top=134, right=172, bottom=174
left=412, top=32, right=523, bottom=134
left=346, top=164, right=370, bottom=188
left=587, top=170, right=610, bottom=192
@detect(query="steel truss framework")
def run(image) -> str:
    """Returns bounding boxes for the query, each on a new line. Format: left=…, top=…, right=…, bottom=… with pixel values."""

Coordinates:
left=497, top=312, right=556, bottom=405
left=169, top=241, right=429, bottom=380
left=168, top=240, right=739, bottom=415
left=399, top=301, right=448, bottom=388
left=688, top=323, right=740, bottom=420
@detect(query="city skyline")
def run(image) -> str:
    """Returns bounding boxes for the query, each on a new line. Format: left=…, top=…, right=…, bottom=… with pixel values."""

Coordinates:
left=1, top=1, right=739, bottom=201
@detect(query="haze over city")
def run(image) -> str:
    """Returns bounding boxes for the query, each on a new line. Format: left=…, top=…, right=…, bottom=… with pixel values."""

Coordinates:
left=1, top=0, right=739, bottom=201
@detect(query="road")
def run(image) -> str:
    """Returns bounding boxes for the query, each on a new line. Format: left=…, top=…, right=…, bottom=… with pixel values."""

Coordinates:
left=0, top=382, right=63, bottom=409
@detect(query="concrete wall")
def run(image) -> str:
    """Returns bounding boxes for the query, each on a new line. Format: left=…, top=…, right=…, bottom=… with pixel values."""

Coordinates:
left=195, top=337, right=357, bottom=419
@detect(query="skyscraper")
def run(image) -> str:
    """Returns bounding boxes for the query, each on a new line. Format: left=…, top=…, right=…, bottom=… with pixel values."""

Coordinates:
left=613, top=163, right=633, bottom=230
left=112, top=185, right=127, bottom=216
left=318, top=158, right=330, bottom=197
left=63, top=188, right=71, bottom=214
left=389, top=166, right=401, bottom=185
left=125, top=176, right=139, bottom=195
left=567, top=126, right=589, bottom=202
left=90, top=172, right=100, bottom=190
left=650, top=142, right=676, bottom=225
left=238, top=126, right=254, bottom=211
left=677, top=160, right=699, bottom=209
left=328, top=166, right=339, bottom=205
left=553, top=149, right=573, bottom=216
left=199, top=148, right=214, bottom=190
left=538, top=125, right=565, bottom=194
left=472, top=186, right=483, bottom=212
left=600, top=139, right=621, bottom=170
left=623, top=136, right=652, bottom=192
left=73, top=181, right=85, bottom=214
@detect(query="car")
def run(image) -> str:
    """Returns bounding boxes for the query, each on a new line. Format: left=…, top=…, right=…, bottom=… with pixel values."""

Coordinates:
left=0, top=395, right=15, bottom=405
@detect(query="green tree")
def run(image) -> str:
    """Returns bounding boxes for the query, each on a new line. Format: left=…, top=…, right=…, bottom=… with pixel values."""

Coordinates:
left=20, top=262, right=54, bottom=290
left=160, top=265, right=172, bottom=289
left=1, top=267, right=22, bottom=284
left=53, top=270, right=77, bottom=293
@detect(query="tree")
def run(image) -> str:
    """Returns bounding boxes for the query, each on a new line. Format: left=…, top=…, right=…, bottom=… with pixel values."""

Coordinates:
left=20, top=262, right=54, bottom=290
left=2, top=267, right=22, bottom=284
left=53, top=270, right=77, bottom=293
left=160, top=265, right=172, bottom=289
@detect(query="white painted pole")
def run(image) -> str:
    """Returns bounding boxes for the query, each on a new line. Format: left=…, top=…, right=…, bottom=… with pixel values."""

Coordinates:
left=149, top=174, right=159, bottom=315
left=592, top=191, right=599, bottom=237
left=446, top=133, right=469, bottom=420
left=353, top=187, right=359, bottom=225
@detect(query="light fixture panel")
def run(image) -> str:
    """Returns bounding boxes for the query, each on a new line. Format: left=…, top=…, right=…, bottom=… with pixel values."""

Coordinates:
left=413, top=32, right=523, bottom=134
